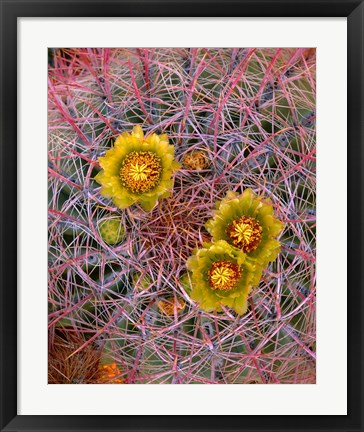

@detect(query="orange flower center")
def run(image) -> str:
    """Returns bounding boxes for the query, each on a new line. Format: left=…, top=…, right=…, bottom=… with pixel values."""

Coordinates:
left=208, top=260, right=241, bottom=291
left=120, top=151, right=162, bottom=193
left=226, top=216, right=262, bottom=253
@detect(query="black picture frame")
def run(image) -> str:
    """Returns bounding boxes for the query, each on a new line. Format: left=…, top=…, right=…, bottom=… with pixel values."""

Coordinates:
left=1, top=1, right=363, bottom=431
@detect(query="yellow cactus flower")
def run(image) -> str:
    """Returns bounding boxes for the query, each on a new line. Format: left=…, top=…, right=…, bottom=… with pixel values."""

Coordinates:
left=187, top=240, right=262, bottom=315
left=205, top=189, right=284, bottom=267
left=95, top=126, right=181, bottom=211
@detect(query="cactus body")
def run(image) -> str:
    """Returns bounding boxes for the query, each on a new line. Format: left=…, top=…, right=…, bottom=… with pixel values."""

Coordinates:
left=48, top=48, right=316, bottom=384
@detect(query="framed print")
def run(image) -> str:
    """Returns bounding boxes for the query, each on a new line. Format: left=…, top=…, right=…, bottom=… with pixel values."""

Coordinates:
left=1, top=1, right=363, bottom=432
